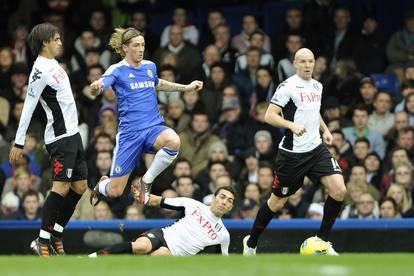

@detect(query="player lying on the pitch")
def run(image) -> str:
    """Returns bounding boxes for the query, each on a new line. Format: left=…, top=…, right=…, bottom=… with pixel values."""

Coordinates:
left=88, top=184, right=236, bottom=257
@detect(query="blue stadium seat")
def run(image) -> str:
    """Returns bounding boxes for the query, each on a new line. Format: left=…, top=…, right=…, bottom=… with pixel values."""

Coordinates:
left=370, top=73, right=399, bottom=96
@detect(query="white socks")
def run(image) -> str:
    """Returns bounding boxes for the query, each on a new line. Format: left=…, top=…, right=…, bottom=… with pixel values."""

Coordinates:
left=142, top=147, right=178, bottom=183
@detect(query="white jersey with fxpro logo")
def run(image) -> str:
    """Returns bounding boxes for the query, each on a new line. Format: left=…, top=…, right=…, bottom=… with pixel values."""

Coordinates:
left=271, top=74, right=323, bottom=153
left=160, top=197, right=230, bottom=256
left=14, top=56, right=78, bottom=146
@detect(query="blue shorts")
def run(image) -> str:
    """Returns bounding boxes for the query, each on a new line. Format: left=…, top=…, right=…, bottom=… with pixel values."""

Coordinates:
left=110, top=124, right=169, bottom=177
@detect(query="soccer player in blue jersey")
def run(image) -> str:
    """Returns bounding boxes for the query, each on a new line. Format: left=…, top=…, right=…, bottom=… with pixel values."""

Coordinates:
left=89, top=27, right=203, bottom=205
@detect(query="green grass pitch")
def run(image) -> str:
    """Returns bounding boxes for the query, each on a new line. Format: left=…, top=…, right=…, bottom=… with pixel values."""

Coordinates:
left=0, top=254, right=413, bottom=276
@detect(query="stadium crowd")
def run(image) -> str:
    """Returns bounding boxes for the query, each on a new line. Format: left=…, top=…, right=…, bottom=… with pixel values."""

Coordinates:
left=0, top=0, right=414, bottom=222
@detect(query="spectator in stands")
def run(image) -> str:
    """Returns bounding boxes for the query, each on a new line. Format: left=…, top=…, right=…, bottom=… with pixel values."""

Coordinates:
left=199, top=9, right=226, bottom=50
left=175, top=175, right=197, bottom=200
left=196, top=160, right=228, bottom=195
left=307, top=202, right=324, bottom=220
left=392, top=161, right=414, bottom=203
left=125, top=204, right=145, bottom=220
left=243, top=182, right=261, bottom=204
left=88, top=150, right=112, bottom=192
left=153, top=25, right=202, bottom=83
left=325, top=7, right=356, bottom=70
left=277, top=32, right=303, bottom=81
left=403, top=93, right=414, bottom=125
left=379, top=197, right=400, bottom=219
left=11, top=190, right=41, bottom=220
left=239, top=148, right=259, bottom=185
left=232, top=14, right=271, bottom=54
left=214, top=97, right=246, bottom=156
left=342, top=104, right=385, bottom=159
left=0, top=47, right=14, bottom=91
left=128, top=11, right=159, bottom=58
left=312, top=54, right=330, bottom=86
left=386, top=184, right=412, bottom=216
left=257, top=162, right=274, bottom=204
left=246, top=102, right=280, bottom=148
left=1, top=166, right=43, bottom=215
left=353, top=192, right=379, bottom=219
left=179, top=112, right=220, bottom=177
left=10, top=24, right=31, bottom=65
left=182, top=89, right=205, bottom=117
left=348, top=164, right=381, bottom=201
left=160, top=7, right=199, bottom=47
left=71, top=29, right=111, bottom=72
left=272, top=7, right=314, bottom=62
left=341, top=180, right=368, bottom=219
left=368, top=91, right=395, bottom=137
left=381, top=147, right=411, bottom=195
left=235, top=30, right=274, bottom=73
left=363, top=152, right=384, bottom=191
left=88, top=9, right=111, bottom=46
left=166, top=98, right=190, bottom=134
left=323, top=97, right=351, bottom=128
left=201, top=44, right=221, bottom=81
left=156, top=65, right=181, bottom=105
left=326, top=59, right=362, bottom=111
left=354, top=16, right=388, bottom=75
left=201, top=62, right=231, bottom=123
left=6, top=63, right=28, bottom=107
left=395, top=128, right=414, bottom=161
left=385, top=112, right=410, bottom=152
left=212, top=23, right=238, bottom=72
left=394, top=81, right=414, bottom=112
left=285, top=188, right=310, bottom=218
left=237, top=198, right=259, bottom=219
left=249, top=67, right=275, bottom=117
left=253, top=130, right=276, bottom=163
left=233, top=47, right=261, bottom=111
left=386, top=9, right=414, bottom=73
left=403, top=61, right=414, bottom=82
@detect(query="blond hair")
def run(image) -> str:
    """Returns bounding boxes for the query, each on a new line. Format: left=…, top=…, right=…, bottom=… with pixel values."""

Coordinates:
left=108, top=27, right=142, bottom=58
left=386, top=184, right=411, bottom=213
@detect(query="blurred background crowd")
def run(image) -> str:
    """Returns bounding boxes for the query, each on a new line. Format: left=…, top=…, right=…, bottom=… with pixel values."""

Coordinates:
left=0, top=0, right=414, bottom=223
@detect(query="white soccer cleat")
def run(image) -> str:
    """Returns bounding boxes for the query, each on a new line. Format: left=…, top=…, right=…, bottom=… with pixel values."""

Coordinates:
left=326, top=241, right=339, bottom=256
left=242, top=235, right=256, bottom=256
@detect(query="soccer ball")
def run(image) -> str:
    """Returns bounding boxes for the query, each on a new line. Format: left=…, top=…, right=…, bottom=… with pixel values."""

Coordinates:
left=300, top=236, right=329, bottom=255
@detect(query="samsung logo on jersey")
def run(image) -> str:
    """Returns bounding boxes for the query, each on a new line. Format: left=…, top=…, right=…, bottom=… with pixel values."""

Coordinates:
left=130, top=81, right=155, bottom=90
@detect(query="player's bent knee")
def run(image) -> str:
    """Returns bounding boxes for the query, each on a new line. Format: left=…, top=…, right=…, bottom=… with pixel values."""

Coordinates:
left=132, top=238, right=152, bottom=254
left=165, top=135, right=181, bottom=150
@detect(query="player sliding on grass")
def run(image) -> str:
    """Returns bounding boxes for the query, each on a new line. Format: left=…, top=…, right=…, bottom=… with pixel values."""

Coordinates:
left=89, top=185, right=236, bottom=257
left=89, top=27, right=203, bottom=206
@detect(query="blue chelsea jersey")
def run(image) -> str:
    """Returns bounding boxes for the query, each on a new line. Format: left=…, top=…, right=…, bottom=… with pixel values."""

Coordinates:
left=101, top=59, right=163, bottom=131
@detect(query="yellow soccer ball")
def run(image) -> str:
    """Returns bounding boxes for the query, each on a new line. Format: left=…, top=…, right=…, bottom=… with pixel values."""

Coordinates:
left=300, top=236, right=329, bottom=255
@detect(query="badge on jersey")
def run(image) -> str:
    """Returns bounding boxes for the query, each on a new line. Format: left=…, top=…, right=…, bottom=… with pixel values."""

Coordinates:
left=115, top=166, right=122, bottom=174
left=66, top=168, right=73, bottom=178
left=281, top=187, right=289, bottom=195
left=147, top=69, right=153, bottom=78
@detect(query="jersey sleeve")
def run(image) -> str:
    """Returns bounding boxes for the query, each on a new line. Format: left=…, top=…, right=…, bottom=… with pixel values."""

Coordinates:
left=270, top=81, right=290, bottom=108
left=220, top=231, right=230, bottom=256
left=14, top=68, right=47, bottom=147
left=152, top=63, right=159, bottom=86
left=100, top=64, right=118, bottom=93
left=160, top=197, right=197, bottom=211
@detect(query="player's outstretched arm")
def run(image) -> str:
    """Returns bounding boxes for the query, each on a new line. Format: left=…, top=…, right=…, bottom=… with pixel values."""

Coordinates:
left=265, top=104, right=307, bottom=136
left=156, top=79, right=203, bottom=93
left=131, top=185, right=161, bottom=207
